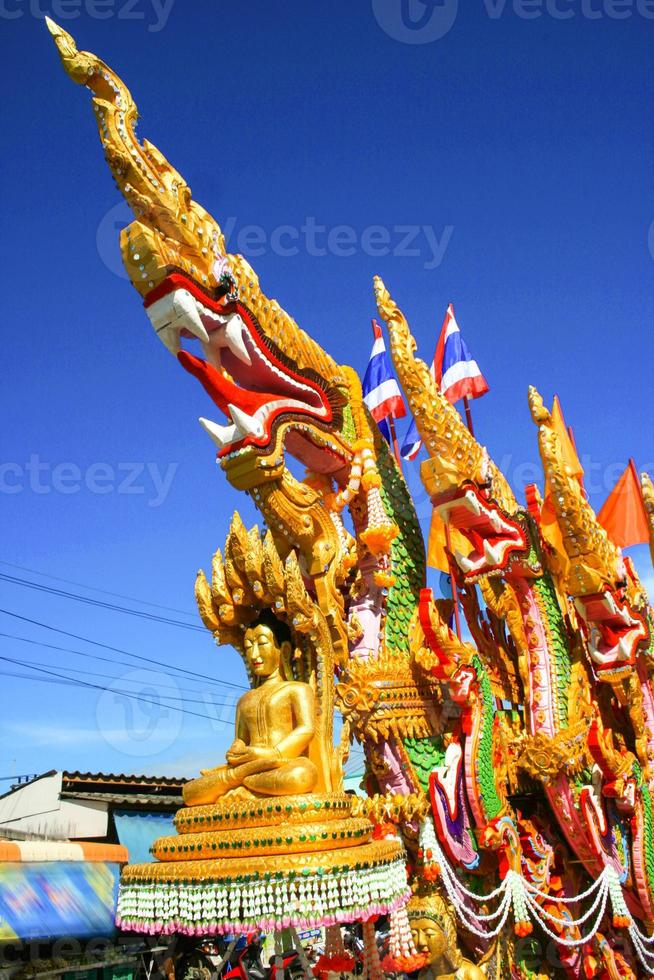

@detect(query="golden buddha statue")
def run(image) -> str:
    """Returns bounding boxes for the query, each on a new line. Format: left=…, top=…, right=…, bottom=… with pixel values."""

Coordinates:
left=183, top=612, right=319, bottom=806
left=408, top=893, right=485, bottom=980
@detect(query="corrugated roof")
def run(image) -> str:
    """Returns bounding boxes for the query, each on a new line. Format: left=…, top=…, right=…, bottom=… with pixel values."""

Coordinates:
left=63, top=770, right=187, bottom=787
left=61, top=790, right=182, bottom=808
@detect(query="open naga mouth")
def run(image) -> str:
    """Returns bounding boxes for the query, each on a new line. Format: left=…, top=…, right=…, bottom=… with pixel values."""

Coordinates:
left=144, top=274, right=345, bottom=464
left=575, top=590, right=648, bottom=675
left=434, top=484, right=529, bottom=581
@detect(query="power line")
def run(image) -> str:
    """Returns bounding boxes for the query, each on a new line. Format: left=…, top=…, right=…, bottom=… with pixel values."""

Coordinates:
left=0, top=657, right=239, bottom=705
left=0, top=653, right=228, bottom=723
left=0, top=631, right=242, bottom=693
left=0, top=609, right=246, bottom=691
left=0, top=665, right=238, bottom=709
left=0, top=560, right=197, bottom=619
left=0, top=572, right=204, bottom=632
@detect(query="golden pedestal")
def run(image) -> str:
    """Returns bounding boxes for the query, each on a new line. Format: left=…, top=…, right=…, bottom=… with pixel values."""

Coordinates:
left=117, top=794, right=409, bottom=936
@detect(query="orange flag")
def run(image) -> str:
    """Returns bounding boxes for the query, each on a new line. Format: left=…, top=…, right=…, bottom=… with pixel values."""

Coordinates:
left=597, top=460, right=649, bottom=549
left=427, top=510, right=471, bottom=573
left=551, top=396, right=584, bottom=482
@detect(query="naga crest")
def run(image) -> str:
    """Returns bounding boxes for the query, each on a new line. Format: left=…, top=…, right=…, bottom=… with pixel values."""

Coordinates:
left=47, top=18, right=352, bottom=484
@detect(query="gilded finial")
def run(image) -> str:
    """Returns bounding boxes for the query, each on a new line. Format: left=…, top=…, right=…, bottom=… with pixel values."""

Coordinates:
left=528, top=385, right=550, bottom=425
left=46, top=17, right=115, bottom=87
left=46, top=18, right=84, bottom=80
left=641, top=472, right=654, bottom=567
left=530, top=388, right=619, bottom=594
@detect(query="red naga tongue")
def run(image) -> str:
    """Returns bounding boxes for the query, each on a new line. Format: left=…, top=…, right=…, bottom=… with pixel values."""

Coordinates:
left=177, top=350, right=274, bottom=417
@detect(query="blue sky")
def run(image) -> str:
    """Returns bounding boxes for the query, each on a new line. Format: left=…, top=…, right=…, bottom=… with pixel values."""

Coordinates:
left=1, top=0, right=653, bottom=783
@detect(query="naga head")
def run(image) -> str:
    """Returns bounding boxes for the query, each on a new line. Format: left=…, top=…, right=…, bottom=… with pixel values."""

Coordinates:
left=529, top=387, right=649, bottom=678
left=374, top=278, right=536, bottom=583
left=47, top=20, right=354, bottom=491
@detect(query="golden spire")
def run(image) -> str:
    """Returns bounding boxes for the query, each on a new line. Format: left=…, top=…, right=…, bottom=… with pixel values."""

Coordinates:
left=641, top=472, right=654, bottom=568
left=373, top=276, right=518, bottom=514
left=529, top=386, right=619, bottom=595
left=46, top=21, right=342, bottom=383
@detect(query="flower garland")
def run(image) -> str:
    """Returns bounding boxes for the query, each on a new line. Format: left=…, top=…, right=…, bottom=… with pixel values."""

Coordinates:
left=382, top=901, right=424, bottom=973
left=117, top=855, right=411, bottom=936
left=422, top=816, right=654, bottom=960
left=335, top=367, right=400, bottom=582
left=331, top=439, right=398, bottom=567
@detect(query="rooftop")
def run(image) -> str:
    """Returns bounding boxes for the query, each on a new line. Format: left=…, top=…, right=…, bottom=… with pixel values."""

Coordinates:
left=62, top=770, right=187, bottom=789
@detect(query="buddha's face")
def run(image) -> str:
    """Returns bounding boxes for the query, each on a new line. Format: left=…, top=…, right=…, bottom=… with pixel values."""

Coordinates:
left=410, top=917, right=448, bottom=963
left=244, top=624, right=283, bottom=678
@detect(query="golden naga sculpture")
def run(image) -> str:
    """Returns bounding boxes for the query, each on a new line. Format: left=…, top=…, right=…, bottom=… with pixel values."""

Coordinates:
left=373, top=277, right=539, bottom=588
left=44, top=19, right=339, bottom=384
left=528, top=386, right=619, bottom=596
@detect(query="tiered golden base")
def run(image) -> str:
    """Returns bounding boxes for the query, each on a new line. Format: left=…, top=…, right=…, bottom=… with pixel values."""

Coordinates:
left=117, top=793, right=409, bottom=935
left=151, top=793, right=370, bottom=862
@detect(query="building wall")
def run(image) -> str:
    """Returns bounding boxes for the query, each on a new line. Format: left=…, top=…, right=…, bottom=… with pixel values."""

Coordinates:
left=0, top=773, right=108, bottom=840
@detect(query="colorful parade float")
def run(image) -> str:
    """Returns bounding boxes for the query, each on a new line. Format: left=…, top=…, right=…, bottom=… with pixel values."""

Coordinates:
left=47, top=20, right=654, bottom=978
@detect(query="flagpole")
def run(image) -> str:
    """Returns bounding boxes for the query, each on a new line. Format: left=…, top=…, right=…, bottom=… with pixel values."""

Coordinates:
left=444, top=524, right=463, bottom=640
left=435, top=304, right=487, bottom=639
left=463, top=396, right=475, bottom=437
left=452, top=395, right=478, bottom=640
left=388, top=416, right=403, bottom=472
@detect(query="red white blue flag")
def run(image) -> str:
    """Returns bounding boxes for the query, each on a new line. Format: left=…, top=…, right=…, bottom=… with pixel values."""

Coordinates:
left=400, top=303, right=488, bottom=460
left=363, top=319, right=406, bottom=443
left=436, top=303, right=489, bottom=405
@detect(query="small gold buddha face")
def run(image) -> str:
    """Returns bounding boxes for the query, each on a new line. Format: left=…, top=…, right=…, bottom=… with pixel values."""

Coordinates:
left=410, top=917, right=448, bottom=963
left=243, top=623, right=284, bottom=678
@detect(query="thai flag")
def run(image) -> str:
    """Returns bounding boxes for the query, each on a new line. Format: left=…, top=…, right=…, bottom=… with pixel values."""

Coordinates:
left=400, top=417, right=422, bottom=460
left=362, top=320, right=406, bottom=443
left=436, top=304, right=489, bottom=405
left=400, top=304, right=488, bottom=460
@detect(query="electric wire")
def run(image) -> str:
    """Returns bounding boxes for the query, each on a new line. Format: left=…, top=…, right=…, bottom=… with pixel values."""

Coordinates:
left=0, top=631, right=245, bottom=693
left=0, top=560, right=197, bottom=618
left=0, top=572, right=204, bottom=632
left=0, top=667, right=239, bottom=714
left=0, top=659, right=240, bottom=705
left=0, top=653, right=229, bottom=723
left=0, top=609, right=246, bottom=691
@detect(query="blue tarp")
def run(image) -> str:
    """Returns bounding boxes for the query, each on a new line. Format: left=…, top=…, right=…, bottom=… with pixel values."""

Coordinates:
left=113, top=810, right=175, bottom=863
